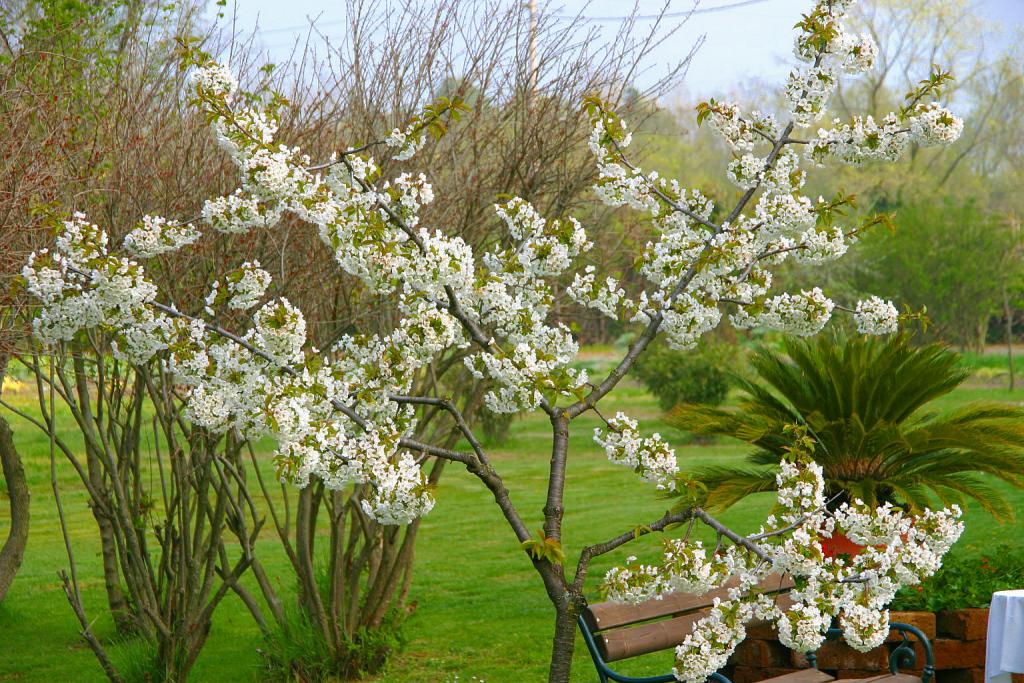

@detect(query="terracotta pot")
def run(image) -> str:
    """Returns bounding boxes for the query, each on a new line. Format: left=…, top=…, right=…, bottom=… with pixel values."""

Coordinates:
left=821, top=531, right=865, bottom=558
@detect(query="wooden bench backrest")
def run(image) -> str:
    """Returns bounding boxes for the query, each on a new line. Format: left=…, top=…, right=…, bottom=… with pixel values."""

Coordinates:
left=582, top=573, right=795, bottom=662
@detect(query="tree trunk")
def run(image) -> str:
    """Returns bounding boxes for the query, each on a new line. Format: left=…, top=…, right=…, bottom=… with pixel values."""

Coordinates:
left=1003, top=284, right=1015, bottom=391
left=87, top=450, right=133, bottom=632
left=0, top=355, right=30, bottom=603
left=548, top=591, right=581, bottom=683
left=0, top=413, right=29, bottom=603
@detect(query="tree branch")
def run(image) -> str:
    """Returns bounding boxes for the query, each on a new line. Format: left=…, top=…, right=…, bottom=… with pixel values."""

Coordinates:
left=572, top=508, right=695, bottom=592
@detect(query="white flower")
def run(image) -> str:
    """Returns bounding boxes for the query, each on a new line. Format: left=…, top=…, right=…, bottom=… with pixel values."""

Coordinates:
left=123, top=215, right=201, bottom=257
left=249, top=299, right=307, bottom=366
left=841, top=604, right=890, bottom=652
left=909, top=103, right=964, bottom=146
left=202, top=191, right=282, bottom=234
left=593, top=412, right=678, bottom=491
left=385, top=127, right=427, bottom=161
left=206, top=261, right=273, bottom=314
left=796, top=227, right=848, bottom=263
left=191, top=62, right=238, bottom=99
left=732, top=288, right=834, bottom=336
left=777, top=602, right=830, bottom=652
left=853, top=296, right=899, bottom=335
left=568, top=266, right=627, bottom=319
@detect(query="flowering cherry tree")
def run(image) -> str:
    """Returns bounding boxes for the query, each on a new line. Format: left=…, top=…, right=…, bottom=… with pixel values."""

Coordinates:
left=22, top=0, right=967, bottom=680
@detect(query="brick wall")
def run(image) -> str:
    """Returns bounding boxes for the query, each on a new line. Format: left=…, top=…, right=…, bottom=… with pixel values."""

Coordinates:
left=721, top=609, right=1015, bottom=683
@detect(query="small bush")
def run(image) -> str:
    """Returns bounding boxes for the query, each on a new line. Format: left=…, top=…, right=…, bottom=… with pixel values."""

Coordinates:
left=109, top=636, right=163, bottom=683
left=889, top=544, right=1024, bottom=611
left=260, top=604, right=407, bottom=681
left=633, top=341, right=735, bottom=410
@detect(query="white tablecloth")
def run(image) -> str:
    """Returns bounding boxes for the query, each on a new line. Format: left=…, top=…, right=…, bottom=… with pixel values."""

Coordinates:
left=987, top=589, right=1024, bottom=683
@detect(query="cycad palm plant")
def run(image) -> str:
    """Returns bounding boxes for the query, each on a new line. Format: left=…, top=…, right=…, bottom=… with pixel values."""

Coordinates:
left=669, top=333, right=1024, bottom=519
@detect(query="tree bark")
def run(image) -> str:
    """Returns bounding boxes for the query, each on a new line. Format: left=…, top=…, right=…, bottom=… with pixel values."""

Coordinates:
left=0, top=355, right=30, bottom=603
left=86, top=446, right=133, bottom=631
left=0, top=411, right=29, bottom=603
left=547, top=589, right=581, bottom=683
left=1003, top=284, right=1015, bottom=391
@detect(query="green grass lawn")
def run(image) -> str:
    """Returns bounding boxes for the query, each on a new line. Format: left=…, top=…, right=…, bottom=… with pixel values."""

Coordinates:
left=1, top=356, right=1022, bottom=682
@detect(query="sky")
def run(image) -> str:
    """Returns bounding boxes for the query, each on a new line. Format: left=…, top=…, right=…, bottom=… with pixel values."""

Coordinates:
left=216, top=0, right=1024, bottom=97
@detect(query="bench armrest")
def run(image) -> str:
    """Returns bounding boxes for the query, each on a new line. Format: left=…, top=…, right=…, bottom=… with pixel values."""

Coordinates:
left=819, top=621, right=934, bottom=683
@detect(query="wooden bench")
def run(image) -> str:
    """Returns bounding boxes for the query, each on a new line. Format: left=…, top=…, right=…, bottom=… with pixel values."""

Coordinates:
left=577, top=574, right=935, bottom=683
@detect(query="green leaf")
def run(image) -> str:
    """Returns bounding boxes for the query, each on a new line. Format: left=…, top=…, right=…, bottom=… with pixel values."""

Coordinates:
left=521, top=529, right=565, bottom=565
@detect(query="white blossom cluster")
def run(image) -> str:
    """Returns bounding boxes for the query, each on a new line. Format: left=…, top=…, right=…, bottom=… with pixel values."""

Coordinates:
left=599, top=455, right=963, bottom=683
left=853, top=296, right=899, bottom=335
left=23, top=213, right=160, bottom=345
left=202, top=190, right=283, bottom=234
left=796, top=226, right=849, bottom=263
left=385, top=126, right=428, bottom=161
left=675, top=594, right=779, bottom=679
left=190, top=61, right=238, bottom=99
left=205, top=260, right=272, bottom=314
left=731, top=288, right=835, bottom=336
left=787, top=0, right=871, bottom=127
left=603, top=541, right=735, bottom=604
left=909, top=102, right=965, bottom=146
left=123, top=215, right=201, bottom=258
left=567, top=266, right=627, bottom=319
left=703, top=102, right=780, bottom=153
left=807, top=104, right=962, bottom=168
left=593, top=412, right=678, bottom=491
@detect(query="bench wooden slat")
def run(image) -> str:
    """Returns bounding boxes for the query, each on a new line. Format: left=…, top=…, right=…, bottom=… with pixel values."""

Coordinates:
left=584, top=572, right=795, bottom=633
left=596, top=591, right=796, bottom=662
left=598, top=611, right=705, bottom=661
left=833, top=676, right=918, bottom=683
left=756, top=670, right=834, bottom=683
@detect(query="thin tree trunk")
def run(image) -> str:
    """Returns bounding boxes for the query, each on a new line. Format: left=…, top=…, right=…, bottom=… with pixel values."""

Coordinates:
left=86, top=445, right=133, bottom=631
left=0, top=354, right=30, bottom=603
left=547, top=591, right=581, bottom=683
left=1003, top=284, right=1015, bottom=391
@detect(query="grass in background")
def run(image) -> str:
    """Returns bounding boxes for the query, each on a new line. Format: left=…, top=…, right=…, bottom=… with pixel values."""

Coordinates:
left=0, top=350, right=1021, bottom=682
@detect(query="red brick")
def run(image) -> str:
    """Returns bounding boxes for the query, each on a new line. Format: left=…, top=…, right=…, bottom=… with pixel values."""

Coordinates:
left=933, top=638, right=987, bottom=669
left=730, top=640, right=769, bottom=667
left=730, top=639, right=792, bottom=667
left=813, top=641, right=890, bottom=670
left=790, top=650, right=813, bottom=667
left=936, top=669, right=985, bottom=683
left=889, top=611, right=938, bottom=640
left=1012, top=674, right=1024, bottom=683
left=731, top=666, right=761, bottom=683
left=936, top=609, right=989, bottom=641
left=747, top=618, right=779, bottom=640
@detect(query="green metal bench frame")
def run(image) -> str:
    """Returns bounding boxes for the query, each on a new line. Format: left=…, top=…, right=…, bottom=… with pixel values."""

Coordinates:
left=578, top=615, right=936, bottom=683
left=813, top=622, right=936, bottom=683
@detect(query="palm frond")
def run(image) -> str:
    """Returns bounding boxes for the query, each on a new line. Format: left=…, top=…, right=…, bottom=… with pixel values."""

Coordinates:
left=684, top=465, right=778, bottom=512
left=669, top=333, right=1024, bottom=514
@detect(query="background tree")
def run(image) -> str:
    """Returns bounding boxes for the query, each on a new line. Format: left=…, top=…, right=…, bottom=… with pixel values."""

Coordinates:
left=853, top=201, right=1022, bottom=349
left=0, top=0, right=693, bottom=676
left=0, top=355, right=28, bottom=603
